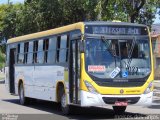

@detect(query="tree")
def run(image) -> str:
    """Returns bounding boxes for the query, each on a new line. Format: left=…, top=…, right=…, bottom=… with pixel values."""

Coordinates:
left=0, top=0, right=159, bottom=54
left=137, top=2, right=157, bottom=26
left=16, top=0, right=64, bottom=35
left=95, top=0, right=158, bottom=27
left=58, top=0, right=98, bottom=23
left=0, top=51, right=5, bottom=69
left=0, top=4, right=23, bottom=39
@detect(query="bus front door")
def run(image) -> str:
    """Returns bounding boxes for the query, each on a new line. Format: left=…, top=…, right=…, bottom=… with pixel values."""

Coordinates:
left=9, top=48, right=16, bottom=94
left=69, top=40, right=80, bottom=104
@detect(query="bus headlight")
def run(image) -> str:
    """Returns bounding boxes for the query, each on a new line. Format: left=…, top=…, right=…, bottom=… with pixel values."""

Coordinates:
left=144, top=82, right=153, bottom=94
left=84, top=81, right=98, bottom=94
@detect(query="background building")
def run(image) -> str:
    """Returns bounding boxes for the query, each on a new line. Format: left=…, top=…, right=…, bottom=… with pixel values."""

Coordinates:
left=151, top=24, right=160, bottom=80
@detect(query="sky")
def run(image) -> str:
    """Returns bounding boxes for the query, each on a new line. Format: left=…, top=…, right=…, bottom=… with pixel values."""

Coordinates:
left=0, top=0, right=159, bottom=24
left=0, top=0, right=24, bottom=4
left=153, top=8, right=160, bottom=24
left=153, top=14, right=160, bottom=24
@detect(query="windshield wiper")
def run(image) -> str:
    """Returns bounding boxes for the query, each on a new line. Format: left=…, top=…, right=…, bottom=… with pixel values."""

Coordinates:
left=126, top=37, right=136, bottom=67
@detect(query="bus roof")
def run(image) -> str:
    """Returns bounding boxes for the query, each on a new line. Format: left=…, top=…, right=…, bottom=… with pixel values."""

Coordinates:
left=7, top=22, right=84, bottom=44
left=7, top=21, right=147, bottom=44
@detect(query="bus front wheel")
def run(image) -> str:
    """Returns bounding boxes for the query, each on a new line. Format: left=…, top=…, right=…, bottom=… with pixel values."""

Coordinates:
left=112, top=106, right=126, bottom=114
left=60, top=90, right=71, bottom=115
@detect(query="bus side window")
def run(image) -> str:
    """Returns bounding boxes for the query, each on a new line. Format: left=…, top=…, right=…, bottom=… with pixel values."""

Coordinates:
left=66, top=35, right=69, bottom=62
left=17, top=44, right=20, bottom=64
left=56, top=36, right=61, bottom=62
left=33, top=41, right=38, bottom=63
left=47, top=37, right=57, bottom=63
left=59, top=35, right=68, bottom=63
left=27, top=42, right=33, bottom=64
left=44, top=39, right=49, bottom=63
left=17, top=43, right=24, bottom=64
left=56, top=34, right=69, bottom=63
left=37, top=40, right=44, bottom=64
left=24, top=42, right=29, bottom=64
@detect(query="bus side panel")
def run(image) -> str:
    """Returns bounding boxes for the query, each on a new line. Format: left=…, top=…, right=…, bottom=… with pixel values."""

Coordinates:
left=15, top=66, right=68, bottom=101
left=33, top=65, right=58, bottom=101
left=15, top=66, right=34, bottom=96
left=15, top=65, right=68, bottom=102
left=33, top=65, right=68, bottom=101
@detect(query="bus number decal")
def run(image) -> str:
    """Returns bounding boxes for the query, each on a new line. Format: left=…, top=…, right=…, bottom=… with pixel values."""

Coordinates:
left=126, top=66, right=138, bottom=74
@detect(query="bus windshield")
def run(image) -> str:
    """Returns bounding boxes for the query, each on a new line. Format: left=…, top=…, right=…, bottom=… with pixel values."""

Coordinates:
left=85, top=37, right=151, bottom=79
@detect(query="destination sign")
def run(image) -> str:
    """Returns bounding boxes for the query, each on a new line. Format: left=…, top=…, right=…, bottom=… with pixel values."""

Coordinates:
left=85, top=25, right=148, bottom=35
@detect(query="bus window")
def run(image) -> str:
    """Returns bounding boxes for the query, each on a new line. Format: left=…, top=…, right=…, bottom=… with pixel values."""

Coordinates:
left=56, top=36, right=60, bottom=62
left=24, top=42, right=29, bottom=64
left=49, top=37, right=57, bottom=50
left=57, top=35, right=68, bottom=63
left=59, top=35, right=68, bottom=63
left=47, top=37, right=57, bottom=63
left=60, top=35, right=67, bottom=48
left=44, top=39, right=49, bottom=63
left=17, top=43, right=24, bottom=64
left=37, top=40, right=44, bottom=64
left=27, top=42, right=33, bottom=64
left=33, top=41, right=38, bottom=63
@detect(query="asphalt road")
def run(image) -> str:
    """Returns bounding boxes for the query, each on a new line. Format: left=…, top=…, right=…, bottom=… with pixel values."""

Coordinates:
left=0, top=81, right=160, bottom=120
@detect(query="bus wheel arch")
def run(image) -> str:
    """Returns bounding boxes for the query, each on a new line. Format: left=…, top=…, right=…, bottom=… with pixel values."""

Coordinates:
left=18, top=79, right=29, bottom=105
left=56, top=82, right=65, bottom=103
left=56, top=82, right=71, bottom=115
left=18, top=79, right=23, bottom=94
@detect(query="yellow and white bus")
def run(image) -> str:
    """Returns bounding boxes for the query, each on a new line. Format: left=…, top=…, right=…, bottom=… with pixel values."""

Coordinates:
left=5, top=21, right=154, bottom=114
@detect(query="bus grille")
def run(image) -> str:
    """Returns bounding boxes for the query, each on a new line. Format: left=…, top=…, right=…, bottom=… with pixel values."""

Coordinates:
left=95, top=81, right=145, bottom=87
left=102, top=97, right=140, bottom=105
left=89, top=74, right=149, bottom=87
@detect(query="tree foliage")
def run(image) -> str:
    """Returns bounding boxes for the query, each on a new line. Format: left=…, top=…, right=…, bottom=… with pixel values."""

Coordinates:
left=0, top=0, right=159, bottom=54
left=0, top=50, right=5, bottom=69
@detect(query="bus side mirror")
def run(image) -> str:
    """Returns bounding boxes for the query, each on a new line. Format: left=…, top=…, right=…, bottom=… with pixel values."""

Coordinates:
left=79, top=40, right=85, bottom=53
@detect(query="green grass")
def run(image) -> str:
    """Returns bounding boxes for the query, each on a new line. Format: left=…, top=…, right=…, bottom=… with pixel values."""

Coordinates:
left=0, top=72, right=5, bottom=80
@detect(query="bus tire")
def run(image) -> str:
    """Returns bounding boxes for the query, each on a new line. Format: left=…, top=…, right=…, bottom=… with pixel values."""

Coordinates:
left=112, top=106, right=126, bottom=114
left=60, top=89, right=71, bottom=115
left=19, top=83, right=29, bottom=105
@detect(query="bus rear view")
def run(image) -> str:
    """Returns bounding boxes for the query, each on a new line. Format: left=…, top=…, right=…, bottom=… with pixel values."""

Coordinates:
left=81, top=22, right=154, bottom=114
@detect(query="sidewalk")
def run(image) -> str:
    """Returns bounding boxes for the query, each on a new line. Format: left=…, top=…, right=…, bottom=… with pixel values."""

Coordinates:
left=153, top=80, right=160, bottom=89
left=0, top=72, right=5, bottom=80
left=153, top=80, right=160, bottom=98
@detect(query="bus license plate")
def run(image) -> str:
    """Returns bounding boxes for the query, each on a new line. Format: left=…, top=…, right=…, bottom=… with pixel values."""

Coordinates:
left=115, top=101, right=128, bottom=106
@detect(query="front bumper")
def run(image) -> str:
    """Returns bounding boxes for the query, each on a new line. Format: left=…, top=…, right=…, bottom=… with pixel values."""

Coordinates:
left=81, top=90, right=153, bottom=107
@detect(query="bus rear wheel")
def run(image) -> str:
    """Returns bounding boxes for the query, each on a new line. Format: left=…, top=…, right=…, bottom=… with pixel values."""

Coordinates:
left=112, top=106, right=126, bottom=114
left=19, top=83, right=29, bottom=105
left=60, top=89, right=71, bottom=115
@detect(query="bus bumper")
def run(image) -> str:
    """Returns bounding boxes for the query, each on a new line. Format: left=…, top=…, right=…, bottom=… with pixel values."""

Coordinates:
left=81, top=90, right=153, bottom=107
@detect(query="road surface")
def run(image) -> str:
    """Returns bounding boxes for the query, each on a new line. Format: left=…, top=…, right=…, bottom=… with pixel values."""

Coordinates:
left=0, top=81, right=160, bottom=120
